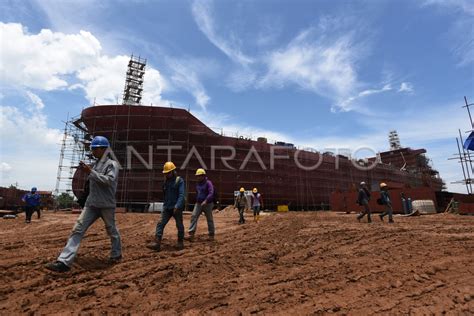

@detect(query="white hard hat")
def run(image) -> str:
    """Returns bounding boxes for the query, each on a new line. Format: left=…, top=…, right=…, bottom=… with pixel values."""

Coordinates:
left=360, top=181, right=366, bottom=186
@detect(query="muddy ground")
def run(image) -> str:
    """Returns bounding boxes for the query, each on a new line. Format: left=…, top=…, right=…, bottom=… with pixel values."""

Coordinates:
left=0, top=210, right=473, bottom=315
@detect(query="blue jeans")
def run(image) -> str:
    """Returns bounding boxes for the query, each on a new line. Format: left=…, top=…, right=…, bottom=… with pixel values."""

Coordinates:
left=155, top=208, right=184, bottom=241
left=188, top=202, right=215, bottom=236
left=58, top=207, right=122, bottom=267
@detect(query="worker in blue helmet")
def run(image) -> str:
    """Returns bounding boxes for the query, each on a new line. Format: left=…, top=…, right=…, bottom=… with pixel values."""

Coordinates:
left=22, top=187, right=40, bottom=223
left=46, top=135, right=122, bottom=272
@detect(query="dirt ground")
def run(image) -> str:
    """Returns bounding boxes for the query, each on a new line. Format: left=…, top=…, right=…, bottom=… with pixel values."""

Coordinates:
left=1, top=210, right=473, bottom=315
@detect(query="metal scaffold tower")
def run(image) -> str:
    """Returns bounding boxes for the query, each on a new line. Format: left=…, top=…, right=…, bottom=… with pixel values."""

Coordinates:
left=122, top=54, right=146, bottom=106
left=450, top=96, right=474, bottom=194
left=54, top=115, right=88, bottom=196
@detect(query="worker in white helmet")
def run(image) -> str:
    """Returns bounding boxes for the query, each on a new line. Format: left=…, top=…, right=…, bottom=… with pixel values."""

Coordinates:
left=356, top=181, right=372, bottom=223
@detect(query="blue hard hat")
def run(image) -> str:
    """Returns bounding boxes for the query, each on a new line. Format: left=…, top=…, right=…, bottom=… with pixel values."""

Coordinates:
left=91, top=136, right=110, bottom=148
left=31, top=187, right=37, bottom=192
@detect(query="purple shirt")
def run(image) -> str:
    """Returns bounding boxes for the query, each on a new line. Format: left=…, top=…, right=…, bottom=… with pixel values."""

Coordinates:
left=196, top=178, right=214, bottom=203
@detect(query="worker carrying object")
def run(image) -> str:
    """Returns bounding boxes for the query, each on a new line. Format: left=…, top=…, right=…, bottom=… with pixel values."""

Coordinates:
left=46, top=136, right=122, bottom=273
left=250, top=188, right=263, bottom=223
left=234, top=187, right=248, bottom=224
left=147, top=161, right=186, bottom=252
left=22, top=187, right=40, bottom=223
left=187, top=168, right=215, bottom=241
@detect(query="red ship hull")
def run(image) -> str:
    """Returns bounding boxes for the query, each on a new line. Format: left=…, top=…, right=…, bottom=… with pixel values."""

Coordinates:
left=72, top=105, right=444, bottom=211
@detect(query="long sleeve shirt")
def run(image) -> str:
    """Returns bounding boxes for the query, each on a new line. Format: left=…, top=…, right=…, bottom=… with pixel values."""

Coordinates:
left=196, top=178, right=214, bottom=203
left=163, top=176, right=185, bottom=210
left=234, top=194, right=248, bottom=208
left=85, top=157, right=119, bottom=209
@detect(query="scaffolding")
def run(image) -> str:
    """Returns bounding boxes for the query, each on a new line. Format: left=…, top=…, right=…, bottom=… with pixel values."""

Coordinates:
left=54, top=115, right=89, bottom=196
left=449, top=96, right=474, bottom=194
left=122, top=54, right=146, bottom=106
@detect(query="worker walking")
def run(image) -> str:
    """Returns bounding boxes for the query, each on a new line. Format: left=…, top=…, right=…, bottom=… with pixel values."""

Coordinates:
left=187, top=168, right=215, bottom=241
left=147, top=161, right=186, bottom=251
left=22, top=187, right=40, bottom=223
left=251, top=188, right=263, bottom=222
left=234, top=188, right=248, bottom=224
left=46, top=136, right=122, bottom=272
left=356, top=182, right=372, bottom=223
left=379, top=183, right=394, bottom=223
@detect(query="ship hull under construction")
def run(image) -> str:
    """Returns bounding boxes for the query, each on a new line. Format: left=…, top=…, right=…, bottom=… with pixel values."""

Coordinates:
left=72, top=105, right=444, bottom=211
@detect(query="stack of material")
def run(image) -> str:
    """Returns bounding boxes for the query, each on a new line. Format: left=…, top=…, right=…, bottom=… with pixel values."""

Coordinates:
left=412, top=200, right=437, bottom=214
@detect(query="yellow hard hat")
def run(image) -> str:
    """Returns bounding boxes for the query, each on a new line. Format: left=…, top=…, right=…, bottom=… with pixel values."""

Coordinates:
left=239, top=187, right=245, bottom=192
left=162, top=161, right=176, bottom=174
left=252, top=188, right=258, bottom=193
left=380, top=182, right=387, bottom=188
left=195, top=168, right=206, bottom=176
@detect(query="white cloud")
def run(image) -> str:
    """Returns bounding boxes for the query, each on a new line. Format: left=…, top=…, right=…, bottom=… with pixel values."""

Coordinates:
left=192, top=0, right=254, bottom=66
left=0, top=22, right=101, bottom=90
left=423, top=0, right=474, bottom=66
left=26, top=91, right=45, bottom=110
left=423, top=0, right=474, bottom=16
left=398, top=82, right=414, bottom=93
left=0, top=93, right=63, bottom=190
left=167, top=59, right=210, bottom=110
left=258, top=27, right=359, bottom=109
left=338, top=84, right=392, bottom=110
left=0, top=23, right=175, bottom=107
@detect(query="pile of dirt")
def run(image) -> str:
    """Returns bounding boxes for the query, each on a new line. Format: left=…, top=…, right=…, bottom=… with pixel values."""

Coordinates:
left=1, top=211, right=473, bottom=314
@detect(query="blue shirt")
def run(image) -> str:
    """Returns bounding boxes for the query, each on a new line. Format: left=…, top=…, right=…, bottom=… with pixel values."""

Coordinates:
left=23, top=193, right=40, bottom=207
left=163, top=176, right=185, bottom=210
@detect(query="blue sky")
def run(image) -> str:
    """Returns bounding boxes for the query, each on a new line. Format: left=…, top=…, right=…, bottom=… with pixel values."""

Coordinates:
left=0, top=0, right=473, bottom=193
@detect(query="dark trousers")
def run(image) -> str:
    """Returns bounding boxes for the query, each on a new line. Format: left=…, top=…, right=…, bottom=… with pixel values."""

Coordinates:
left=238, top=206, right=245, bottom=224
left=357, top=203, right=371, bottom=221
left=381, top=203, right=394, bottom=221
left=25, top=206, right=38, bottom=221
left=155, top=208, right=184, bottom=241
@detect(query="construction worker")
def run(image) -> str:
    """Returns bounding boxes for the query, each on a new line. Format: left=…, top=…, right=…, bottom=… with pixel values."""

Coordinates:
left=46, top=136, right=122, bottom=272
left=234, top=187, right=248, bottom=224
left=379, top=183, right=394, bottom=223
left=251, top=188, right=263, bottom=222
left=147, top=161, right=185, bottom=251
left=356, top=181, right=372, bottom=223
left=22, top=187, right=40, bottom=223
left=187, top=168, right=215, bottom=241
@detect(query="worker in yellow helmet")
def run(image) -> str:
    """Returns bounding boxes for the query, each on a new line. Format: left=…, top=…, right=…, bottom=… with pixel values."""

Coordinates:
left=187, top=168, right=215, bottom=241
left=234, top=187, right=248, bottom=224
left=379, top=182, right=394, bottom=223
left=147, top=161, right=186, bottom=251
left=250, top=188, right=264, bottom=222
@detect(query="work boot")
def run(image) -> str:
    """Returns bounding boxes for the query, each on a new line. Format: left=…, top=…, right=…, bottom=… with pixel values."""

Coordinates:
left=367, top=216, right=372, bottom=223
left=388, top=219, right=394, bottom=224
left=379, top=214, right=384, bottom=221
left=176, top=240, right=184, bottom=250
left=108, top=255, right=122, bottom=264
left=146, top=240, right=161, bottom=252
left=208, top=235, right=215, bottom=241
left=356, top=213, right=363, bottom=222
left=45, top=261, right=70, bottom=273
